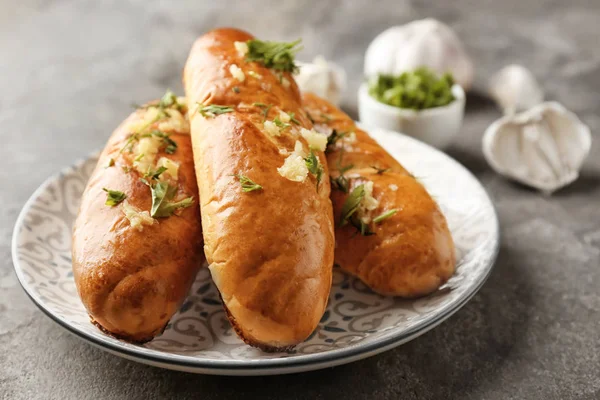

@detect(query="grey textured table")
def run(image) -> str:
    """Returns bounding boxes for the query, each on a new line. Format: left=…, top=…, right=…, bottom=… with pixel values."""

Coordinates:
left=2, top=1, right=599, bottom=399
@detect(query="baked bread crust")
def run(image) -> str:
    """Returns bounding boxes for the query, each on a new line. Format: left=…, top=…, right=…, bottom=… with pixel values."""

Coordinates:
left=303, top=92, right=456, bottom=298
left=72, top=101, right=204, bottom=343
left=184, top=28, right=334, bottom=350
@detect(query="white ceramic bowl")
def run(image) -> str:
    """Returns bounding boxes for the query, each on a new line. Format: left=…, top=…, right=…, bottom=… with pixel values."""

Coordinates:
left=358, top=83, right=465, bottom=149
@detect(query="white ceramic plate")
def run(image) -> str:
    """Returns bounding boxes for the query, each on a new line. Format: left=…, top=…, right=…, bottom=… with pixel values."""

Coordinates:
left=12, top=127, right=499, bottom=375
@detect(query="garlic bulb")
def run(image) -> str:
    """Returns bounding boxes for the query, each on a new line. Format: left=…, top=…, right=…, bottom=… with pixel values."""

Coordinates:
left=364, top=19, right=474, bottom=89
left=295, top=56, right=347, bottom=106
left=483, top=102, right=591, bottom=194
left=489, top=65, right=544, bottom=115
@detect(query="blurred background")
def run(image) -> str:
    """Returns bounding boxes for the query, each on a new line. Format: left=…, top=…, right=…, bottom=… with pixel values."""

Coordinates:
left=2, top=1, right=600, bottom=399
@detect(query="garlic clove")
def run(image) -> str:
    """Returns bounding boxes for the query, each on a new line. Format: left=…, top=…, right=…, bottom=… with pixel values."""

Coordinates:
left=295, top=56, right=347, bottom=106
left=364, top=18, right=474, bottom=90
left=482, top=102, right=591, bottom=194
left=488, top=64, right=544, bottom=115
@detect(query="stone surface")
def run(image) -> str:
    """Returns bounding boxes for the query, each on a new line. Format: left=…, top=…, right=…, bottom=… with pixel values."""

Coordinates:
left=1, top=1, right=600, bottom=399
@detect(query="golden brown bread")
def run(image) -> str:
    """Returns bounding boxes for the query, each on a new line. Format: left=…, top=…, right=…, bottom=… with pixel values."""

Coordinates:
left=184, top=28, right=334, bottom=351
left=302, top=92, right=456, bottom=297
left=72, top=96, right=204, bottom=343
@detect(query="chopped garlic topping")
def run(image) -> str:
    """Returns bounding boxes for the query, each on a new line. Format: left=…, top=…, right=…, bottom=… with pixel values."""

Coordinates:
left=176, top=96, right=187, bottom=107
left=122, top=201, right=155, bottom=231
left=279, top=110, right=291, bottom=123
left=261, top=82, right=272, bottom=92
left=133, top=135, right=162, bottom=174
left=279, top=148, right=289, bottom=155
left=229, top=64, right=245, bottom=82
left=156, top=157, right=179, bottom=180
left=127, top=107, right=161, bottom=133
left=300, top=127, right=327, bottom=151
left=282, top=77, right=291, bottom=88
left=264, top=120, right=281, bottom=137
left=157, top=109, right=189, bottom=133
left=248, top=71, right=262, bottom=79
left=278, top=140, right=308, bottom=182
left=237, top=102, right=253, bottom=110
left=389, top=184, right=398, bottom=191
left=357, top=181, right=380, bottom=223
left=234, top=41, right=249, bottom=57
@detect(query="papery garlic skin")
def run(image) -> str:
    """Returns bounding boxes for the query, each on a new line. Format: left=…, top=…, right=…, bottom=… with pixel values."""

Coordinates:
left=483, top=102, right=591, bottom=194
left=364, top=19, right=474, bottom=90
left=295, top=56, right=347, bottom=106
left=489, top=65, right=544, bottom=115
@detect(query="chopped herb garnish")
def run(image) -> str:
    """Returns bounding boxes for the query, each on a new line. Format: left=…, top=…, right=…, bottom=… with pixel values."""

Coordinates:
left=133, top=153, right=145, bottom=162
left=331, top=164, right=353, bottom=193
left=102, top=188, right=127, bottom=207
left=198, top=104, right=235, bottom=118
left=306, top=110, right=315, bottom=124
left=340, top=185, right=365, bottom=226
left=245, top=39, right=302, bottom=73
left=288, top=112, right=300, bottom=125
left=253, top=102, right=272, bottom=121
left=371, top=166, right=390, bottom=175
left=150, top=130, right=177, bottom=154
left=273, top=116, right=290, bottom=129
left=233, top=174, right=263, bottom=192
left=373, top=209, right=398, bottom=223
left=144, top=166, right=167, bottom=181
left=368, top=67, right=455, bottom=110
left=106, top=158, right=115, bottom=168
left=339, top=184, right=377, bottom=236
left=159, top=90, right=179, bottom=109
left=233, top=86, right=240, bottom=93
left=304, top=150, right=324, bottom=188
left=331, top=175, right=349, bottom=193
left=122, top=165, right=132, bottom=173
left=326, top=130, right=348, bottom=153
left=141, top=179, right=194, bottom=217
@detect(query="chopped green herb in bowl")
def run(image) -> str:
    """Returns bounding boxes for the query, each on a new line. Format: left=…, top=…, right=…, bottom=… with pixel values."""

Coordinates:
left=368, top=67, right=455, bottom=110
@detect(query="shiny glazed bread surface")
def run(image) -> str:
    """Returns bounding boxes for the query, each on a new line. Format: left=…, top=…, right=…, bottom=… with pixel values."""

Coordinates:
left=72, top=101, right=204, bottom=343
left=184, top=28, right=334, bottom=350
left=303, top=92, right=456, bottom=298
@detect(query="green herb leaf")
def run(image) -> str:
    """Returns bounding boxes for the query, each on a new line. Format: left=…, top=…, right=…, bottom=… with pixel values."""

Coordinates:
left=150, top=130, right=177, bottom=154
left=339, top=184, right=365, bottom=226
left=159, top=90, right=178, bottom=109
left=198, top=104, right=235, bottom=118
left=245, top=39, right=302, bottom=73
left=371, top=166, right=389, bottom=175
left=253, top=103, right=272, bottom=121
left=144, top=166, right=168, bottom=181
left=331, top=175, right=349, bottom=193
left=153, top=196, right=194, bottom=218
left=373, top=209, right=398, bottom=223
left=326, top=130, right=348, bottom=153
left=349, top=215, right=375, bottom=236
left=368, top=67, right=455, bottom=110
left=103, top=188, right=127, bottom=207
left=304, top=150, right=324, bottom=187
left=106, top=158, right=115, bottom=168
left=233, top=174, right=263, bottom=192
left=273, top=116, right=290, bottom=129
left=232, top=86, right=240, bottom=93
left=133, top=152, right=145, bottom=162
left=141, top=179, right=193, bottom=217
left=288, top=112, right=300, bottom=125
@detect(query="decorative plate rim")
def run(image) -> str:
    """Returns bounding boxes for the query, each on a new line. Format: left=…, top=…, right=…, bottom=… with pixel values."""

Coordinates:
left=11, top=129, right=500, bottom=372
